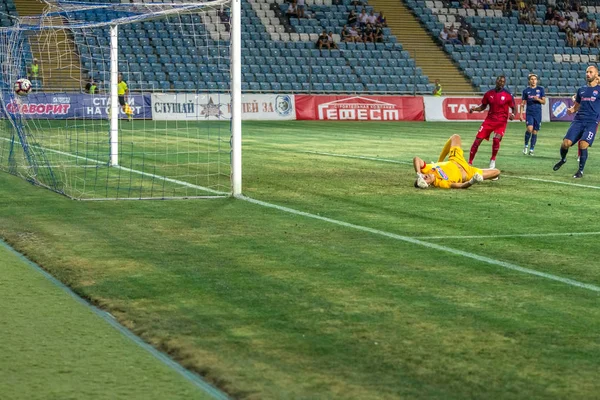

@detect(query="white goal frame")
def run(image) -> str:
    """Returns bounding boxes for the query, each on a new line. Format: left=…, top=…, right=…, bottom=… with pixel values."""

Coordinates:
left=2, top=0, right=243, bottom=198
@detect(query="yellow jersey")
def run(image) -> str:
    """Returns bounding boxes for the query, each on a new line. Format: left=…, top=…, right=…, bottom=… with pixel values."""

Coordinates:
left=117, top=81, right=128, bottom=96
left=421, top=161, right=463, bottom=189
left=421, top=147, right=482, bottom=189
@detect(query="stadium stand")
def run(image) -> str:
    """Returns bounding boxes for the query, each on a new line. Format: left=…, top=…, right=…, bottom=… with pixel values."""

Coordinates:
left=7, top=0, right=438, bottom=94
left=11, top=0, right=82, bottom=91
left=407, top=0, right=600, bottom=94
left=0, top=0, right=41, bottom=90
left=370, top=0, right=475, bottom=93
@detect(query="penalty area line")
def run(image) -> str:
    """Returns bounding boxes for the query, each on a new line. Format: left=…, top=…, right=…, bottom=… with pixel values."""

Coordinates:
left=503, top=175, right=600, bottom=190
left=239, top=195, right=600, bottom=293
left=301, top=151, right=412, bottom=164
left=416, top=231, right=600, bottom=240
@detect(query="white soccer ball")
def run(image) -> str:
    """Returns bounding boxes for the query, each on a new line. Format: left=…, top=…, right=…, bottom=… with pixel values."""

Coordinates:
left=14, top=78, right=32, bottom=96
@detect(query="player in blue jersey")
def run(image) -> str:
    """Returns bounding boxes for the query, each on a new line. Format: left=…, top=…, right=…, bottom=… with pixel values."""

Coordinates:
left=553, top=65, right=600, bottom=178
left=520, top=74, right=546, bottom=156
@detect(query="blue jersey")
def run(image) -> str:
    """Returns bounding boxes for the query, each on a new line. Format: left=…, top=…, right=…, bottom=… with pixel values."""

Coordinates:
left=574, top=85, right=600, bottom=122
left=522, top=86, right=545, bottom=117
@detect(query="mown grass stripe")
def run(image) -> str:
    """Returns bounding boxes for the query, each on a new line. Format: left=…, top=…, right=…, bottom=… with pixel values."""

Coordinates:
left=239, top=195, right=600, bottom=293
left=0, top=238, right=231, bottom=400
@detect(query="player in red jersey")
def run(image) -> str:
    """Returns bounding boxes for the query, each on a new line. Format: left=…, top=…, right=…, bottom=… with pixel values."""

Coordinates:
left=468, top=75, right=516, bottom=169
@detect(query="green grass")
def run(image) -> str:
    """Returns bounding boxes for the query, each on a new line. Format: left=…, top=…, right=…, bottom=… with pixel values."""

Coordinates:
left=1, top=121, right=600, bottom=399
left=0, top=243, right=211, bottom=400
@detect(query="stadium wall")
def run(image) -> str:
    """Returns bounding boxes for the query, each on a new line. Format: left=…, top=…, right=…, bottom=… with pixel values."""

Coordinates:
left=3, top=94, right=563, bottom=122
left=424, top=96, right=551, bottom=123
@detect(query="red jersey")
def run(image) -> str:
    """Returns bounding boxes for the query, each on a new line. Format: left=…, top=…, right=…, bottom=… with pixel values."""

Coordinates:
left=481, top=88, right=515, bottom=123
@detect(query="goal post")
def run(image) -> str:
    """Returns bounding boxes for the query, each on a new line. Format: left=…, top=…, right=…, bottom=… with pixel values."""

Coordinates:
left=0, top=0, right=242, bottom=200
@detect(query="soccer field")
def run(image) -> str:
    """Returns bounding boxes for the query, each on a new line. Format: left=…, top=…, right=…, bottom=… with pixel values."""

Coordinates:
left=1, top=120, right=599, bottom=399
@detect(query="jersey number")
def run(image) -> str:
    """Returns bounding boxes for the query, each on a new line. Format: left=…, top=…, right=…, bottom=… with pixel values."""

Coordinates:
left=587, top=131, right=595, bottom=141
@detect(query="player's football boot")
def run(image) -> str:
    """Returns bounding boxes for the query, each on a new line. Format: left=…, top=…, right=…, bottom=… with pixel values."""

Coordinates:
left=489, top=160, right=495, bottom=169
left=523, top=146, right=528, bottom=154
left=573, top=171, right=583, bottom=179
left=529, top=150, right=534, bottom=156
left=553, top=160, right=566, bottom=171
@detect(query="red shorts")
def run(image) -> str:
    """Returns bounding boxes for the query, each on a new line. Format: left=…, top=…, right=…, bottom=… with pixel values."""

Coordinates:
left=476, top=119, right=507, bottom=140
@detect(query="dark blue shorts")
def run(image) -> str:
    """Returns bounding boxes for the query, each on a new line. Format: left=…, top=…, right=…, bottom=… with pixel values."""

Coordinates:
left=565, top=120, right=599, bottom=146
left=526, top=114, right=541, bottom=131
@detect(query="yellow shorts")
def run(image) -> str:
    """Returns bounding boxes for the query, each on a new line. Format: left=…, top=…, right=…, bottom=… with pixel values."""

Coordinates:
left=448, top=147, right=483, bottom=180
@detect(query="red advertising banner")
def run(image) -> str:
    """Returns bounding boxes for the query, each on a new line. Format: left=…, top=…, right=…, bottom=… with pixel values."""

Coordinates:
left=295, top=95, right=424, bottom=121
left=439, top=97, right=525, bottom=120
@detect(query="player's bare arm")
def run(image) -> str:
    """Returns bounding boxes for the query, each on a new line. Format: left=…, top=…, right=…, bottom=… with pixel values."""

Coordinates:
left=469, top=104, right=486, bottom=113
left=413, top=157, right=425, bottom=173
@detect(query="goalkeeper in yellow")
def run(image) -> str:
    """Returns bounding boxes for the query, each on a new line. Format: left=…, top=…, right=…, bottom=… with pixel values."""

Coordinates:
left=117, top=73, right=133, bottom=121
left=413, top=135, right=500, bottom=189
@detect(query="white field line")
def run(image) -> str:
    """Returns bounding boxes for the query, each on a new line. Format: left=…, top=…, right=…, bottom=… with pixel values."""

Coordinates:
left=239, top=195, right=600, bottom=293
left=301, top=151, right=413, bottom=165
left=418, top=231, right=600, bottom=240
left=505, top=175, right=600, bottom=189
left=301, top=151, right=600, bottom=189
left=0, top=137, right=228, bottom=196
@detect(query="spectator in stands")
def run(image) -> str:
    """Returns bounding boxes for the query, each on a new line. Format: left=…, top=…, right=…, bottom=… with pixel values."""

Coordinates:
left=557, top=14, right=568, bottom=30
left=286, top=1, right=298, bottom=18
left=527, top=6, right=540, bottom=25
left=341, top=25, right=350, bottom=42
left=362, top=23, right=374, bottom=42
left=447, top=25, right=461, bottom=44
left=503, top=0, right=517, bottom=11
left=493, top=0, right=505, bottom=10
left=316, top=30, right=330, bottom=50
left=574, top=28, right=585, bottom=46
left=566, top=27, right=577, bottom=46
left=374, top=26, right=384, bottom=43
left=28, top=58, right=39, bottom=81
left=518, top=6, right=529, bottom=23
left=358, top=9, right=369, bottom=27
left=297, top=0, right=306, bottom=19
left=376, top=12, right=387, bottom=27
left=347, top=10, right=358, bottom=26
left=218, top=10, right=230, bottom=31
left=588, top=19, right=599, bottom=47
left=348, top=25, right=361, bottom=42
left=327, top=31, right=338, bottom=49
left=439, top=27, right=450, bottom=44
left=545, top=6, right=557, bottom=25
left=579, top=15, right=589, bottom=34
left=567, top=15, right=578, bottom=33
left=367, top=10, right=377, bottom=25
left=351, top=0, right=365, bottom=7
left=459, top=25, right=471, bottom=45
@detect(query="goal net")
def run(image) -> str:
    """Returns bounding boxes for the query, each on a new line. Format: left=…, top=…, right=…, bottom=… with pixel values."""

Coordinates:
left=0, top=0, right=241, bottom=200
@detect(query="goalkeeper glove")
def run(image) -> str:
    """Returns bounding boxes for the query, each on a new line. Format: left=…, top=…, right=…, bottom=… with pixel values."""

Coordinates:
left=468, top=173, right=483, bottom=185
left=416, top=173, right=428, bottom=189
